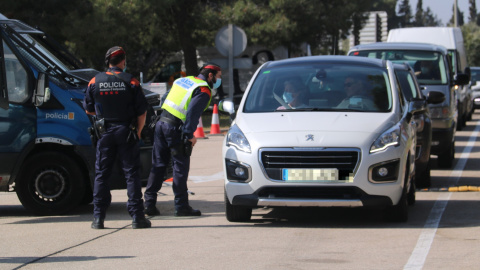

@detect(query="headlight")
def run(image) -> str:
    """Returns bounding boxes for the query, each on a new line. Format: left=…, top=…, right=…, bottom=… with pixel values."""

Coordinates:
left=226, top=124, right=251, bottom=153
left=429, top=106, right=450, bottom=118
left=370, top=124, right=401, bottom=153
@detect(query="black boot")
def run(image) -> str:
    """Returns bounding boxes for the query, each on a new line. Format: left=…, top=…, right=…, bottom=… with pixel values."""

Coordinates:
left=132, top=216, right=152, bottom=229
left=175, top=206, right=201, bottom=216
left=91, top=218, right=104, bottom=229
left=144, top=206, right=160, bottom=216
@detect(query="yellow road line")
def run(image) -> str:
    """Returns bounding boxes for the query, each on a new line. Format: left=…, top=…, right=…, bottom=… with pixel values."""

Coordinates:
left=418, top=186, right=480, bottom=192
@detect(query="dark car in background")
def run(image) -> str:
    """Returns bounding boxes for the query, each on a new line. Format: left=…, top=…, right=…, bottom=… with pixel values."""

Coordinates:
left=470, top=67, right=480, bottom=110
left=393, top=63, right=445, bottom=188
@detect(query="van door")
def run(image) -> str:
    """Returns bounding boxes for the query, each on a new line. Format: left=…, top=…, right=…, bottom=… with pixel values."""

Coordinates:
left=0, top=37, right=36, bottom=188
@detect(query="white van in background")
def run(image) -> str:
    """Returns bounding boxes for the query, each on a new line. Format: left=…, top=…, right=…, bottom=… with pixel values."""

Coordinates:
left=387, top=27, right=473, bottom=128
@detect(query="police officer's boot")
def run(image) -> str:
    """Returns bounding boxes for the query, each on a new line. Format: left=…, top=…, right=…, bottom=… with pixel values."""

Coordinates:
left=174, top=206, right=201, bottom=217
left=132, top=216, right=152, bottom=229
left=91, top=217, right=104, bottom=229
left=144, top=206, right=160, bottom=216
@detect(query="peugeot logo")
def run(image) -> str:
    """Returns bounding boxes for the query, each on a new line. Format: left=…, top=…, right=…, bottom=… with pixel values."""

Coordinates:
left=306, top=134, right=314, bottom=141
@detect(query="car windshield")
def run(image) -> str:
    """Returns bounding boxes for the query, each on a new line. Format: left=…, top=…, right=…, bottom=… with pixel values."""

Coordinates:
left=351, top=50, right=448, bottom=85
left=471, top=68, right=480, bottom=85
left=243, top=63, right=392, bottom=113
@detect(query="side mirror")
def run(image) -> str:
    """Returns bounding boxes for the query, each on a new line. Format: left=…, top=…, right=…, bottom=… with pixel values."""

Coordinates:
left=34, top=73, right=51, bottom=107
left=454, top=73, right=470, bottom=86
left=426, top=91, right=445, bottom=105
left=218, top=98, right=236, bottom=122
left=219, top=98, right=235, bottom=115
left=408, top=99, right=425, bottom=116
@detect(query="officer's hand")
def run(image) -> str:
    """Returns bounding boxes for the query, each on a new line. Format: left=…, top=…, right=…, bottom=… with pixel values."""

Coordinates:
left=189, top=137, right=197, bottom=147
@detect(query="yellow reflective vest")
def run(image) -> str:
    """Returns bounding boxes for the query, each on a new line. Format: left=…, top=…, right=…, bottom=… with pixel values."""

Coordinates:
left=161, top=76, right=212, bottom=122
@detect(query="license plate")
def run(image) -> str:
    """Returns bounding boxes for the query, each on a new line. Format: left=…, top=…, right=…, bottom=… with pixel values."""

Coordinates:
left=282, top=168, right=339, bottom=181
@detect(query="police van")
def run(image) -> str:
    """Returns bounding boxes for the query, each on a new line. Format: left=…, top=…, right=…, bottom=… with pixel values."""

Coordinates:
left=0, top=14, right=158, bottom=215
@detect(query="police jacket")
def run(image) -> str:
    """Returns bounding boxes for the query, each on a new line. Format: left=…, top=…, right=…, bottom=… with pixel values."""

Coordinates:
left=83, top=67, right=148, bottom=123
left=162, top=75, right=212, bottom=139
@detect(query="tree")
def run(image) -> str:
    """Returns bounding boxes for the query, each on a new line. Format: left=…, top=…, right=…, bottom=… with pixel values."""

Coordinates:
left=414, top=0, right=424, bottom=26
left=218, top=0, right=372, bottom=55
left=372, top=0, right=401, bottom=30
left=398, top=0, right=413, bottom=27
left=469, top=0, right=477, bottom=23
left=449, top=4, right=465, bottom=26
left=462, top=22, right=480, bottom=66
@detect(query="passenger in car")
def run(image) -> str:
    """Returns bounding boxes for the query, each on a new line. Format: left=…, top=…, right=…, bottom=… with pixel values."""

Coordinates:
left=336, top=74, right=377, bottom=110
left=277, top=78, right=309, bottom=110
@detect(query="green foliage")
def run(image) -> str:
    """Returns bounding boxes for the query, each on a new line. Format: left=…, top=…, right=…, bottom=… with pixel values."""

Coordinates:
left=462, top=22, right=480, bottom=66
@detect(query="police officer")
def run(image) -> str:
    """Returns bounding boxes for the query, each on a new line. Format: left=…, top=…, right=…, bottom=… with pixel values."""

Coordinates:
left=144, top=63, right=222, bottom=216
left=83, top=46, right=151, bottom=229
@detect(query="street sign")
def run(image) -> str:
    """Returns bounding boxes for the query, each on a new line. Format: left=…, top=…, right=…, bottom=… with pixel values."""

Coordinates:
left=215, top=25, right=247, bottom=57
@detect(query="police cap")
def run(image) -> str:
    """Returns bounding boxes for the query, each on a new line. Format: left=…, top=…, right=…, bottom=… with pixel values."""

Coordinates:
left=105, top=46, right=126, bottom=66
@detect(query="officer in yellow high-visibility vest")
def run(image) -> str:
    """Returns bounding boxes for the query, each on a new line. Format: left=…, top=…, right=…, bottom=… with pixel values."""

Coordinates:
left=144, top=63, right=222, bottom=216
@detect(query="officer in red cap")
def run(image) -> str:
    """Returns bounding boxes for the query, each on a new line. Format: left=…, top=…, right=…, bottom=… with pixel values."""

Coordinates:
left=144, top=63, right=222, bottom=216
left=83, top=46, right=151, bottom=229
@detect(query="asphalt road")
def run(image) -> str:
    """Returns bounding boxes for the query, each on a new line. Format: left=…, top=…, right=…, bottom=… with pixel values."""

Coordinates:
left=1, top=114, right=480, bottom=270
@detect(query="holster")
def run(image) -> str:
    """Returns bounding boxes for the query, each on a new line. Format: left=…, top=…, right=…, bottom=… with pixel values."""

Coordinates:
left=171, top=133, right=192, bottom=157
left=94, top=118, right=106, bottom=137
left=127, top=122, right=139, bottom=143
left=87, top=116, right=104, bottom=148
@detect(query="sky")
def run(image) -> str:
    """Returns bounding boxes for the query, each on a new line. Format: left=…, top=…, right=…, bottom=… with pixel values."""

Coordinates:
left=407, top=0, right=478, bottom=25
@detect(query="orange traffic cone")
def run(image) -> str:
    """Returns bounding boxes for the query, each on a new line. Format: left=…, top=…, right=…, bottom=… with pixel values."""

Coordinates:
left=210, top=104, right=222, bottom=135
left=193, top=117, right=207, bottom=139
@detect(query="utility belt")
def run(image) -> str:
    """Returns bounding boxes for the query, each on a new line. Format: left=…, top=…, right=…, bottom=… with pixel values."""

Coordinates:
left=149, top=110, right=192, bottom=157
left=88, top=116, right=138, bottom=147
left=149, top=110, right=183, bottom=130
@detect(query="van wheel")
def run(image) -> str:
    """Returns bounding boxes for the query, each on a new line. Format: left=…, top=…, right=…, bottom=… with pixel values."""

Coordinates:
left=15, top=152, right=85, bottom=215
left=225, top=192, right=252, bottom=222
left=438, top=141, right=455, bottom=168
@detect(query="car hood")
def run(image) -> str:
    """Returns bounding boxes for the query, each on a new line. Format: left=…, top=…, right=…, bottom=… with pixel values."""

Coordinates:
left=236, top=112, right=397, bottom=148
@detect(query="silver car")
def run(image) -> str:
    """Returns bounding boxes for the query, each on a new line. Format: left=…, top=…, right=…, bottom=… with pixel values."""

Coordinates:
left=220, top=56, right=420, bottom=222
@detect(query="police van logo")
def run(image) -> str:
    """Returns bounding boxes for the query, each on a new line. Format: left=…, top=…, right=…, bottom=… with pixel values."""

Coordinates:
left=46, top=112, right=75, bottom=120
left=306, top=134, right=314, bottom=141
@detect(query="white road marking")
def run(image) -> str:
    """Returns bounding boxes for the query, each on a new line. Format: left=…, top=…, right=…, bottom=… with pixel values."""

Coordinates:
left=189, top=171, right=224, bottom=183
left=404, top=123, right=480, bottom=270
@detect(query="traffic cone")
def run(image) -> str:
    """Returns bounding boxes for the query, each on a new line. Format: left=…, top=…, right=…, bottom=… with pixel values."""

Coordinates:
left=210, top=104, right=222, bottom=135
left=193, top=117, right=207, bottom=139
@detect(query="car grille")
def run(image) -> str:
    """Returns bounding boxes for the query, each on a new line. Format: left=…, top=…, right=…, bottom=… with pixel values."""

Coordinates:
left=259, top=148, right=360, bottom=181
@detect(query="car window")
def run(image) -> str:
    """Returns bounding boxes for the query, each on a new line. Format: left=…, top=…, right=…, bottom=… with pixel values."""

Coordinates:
left=244, top=63, right=392, bottom=113
left=351, top=50, right=448, bottom=85
left=395, top=69, right=420, bottom=100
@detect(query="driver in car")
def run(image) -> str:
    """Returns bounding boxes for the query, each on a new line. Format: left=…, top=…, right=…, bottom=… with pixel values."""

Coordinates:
left=336, top=74, right=377, bottom=110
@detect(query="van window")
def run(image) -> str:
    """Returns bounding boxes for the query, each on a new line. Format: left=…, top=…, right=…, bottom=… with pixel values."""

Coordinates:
left=351, top=50, right=448, bottom=85
left=3, top=40, right=29, bottom=103
left=244, top=64, right=392, bottom=113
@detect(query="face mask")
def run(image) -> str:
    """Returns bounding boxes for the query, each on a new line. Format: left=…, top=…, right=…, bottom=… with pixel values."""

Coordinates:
left=213, top=78, right=222, bottom=89
left=283, top=92, right=293, bottom=104
left=123, top=61, right=127, bottom=72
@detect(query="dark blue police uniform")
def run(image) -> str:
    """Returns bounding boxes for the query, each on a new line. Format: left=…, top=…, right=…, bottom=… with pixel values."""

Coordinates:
left=144, top=74, right=211, bottom=214
left=83, top=67, right=148, bottom=221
